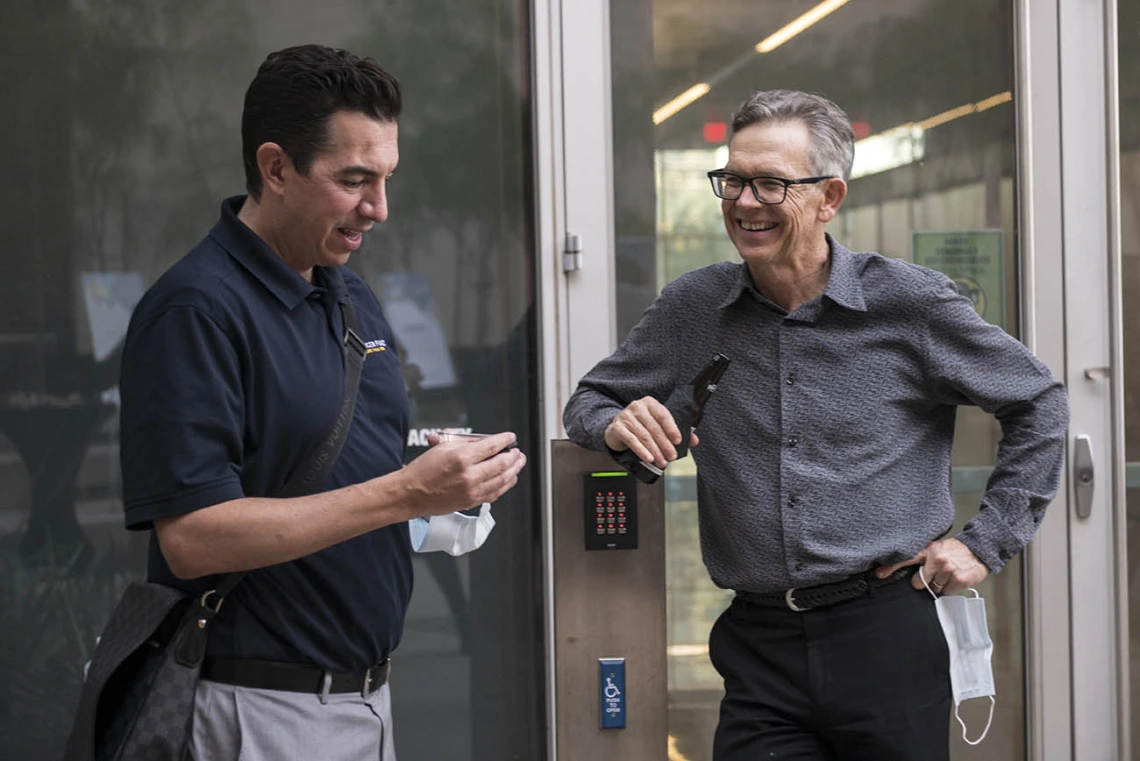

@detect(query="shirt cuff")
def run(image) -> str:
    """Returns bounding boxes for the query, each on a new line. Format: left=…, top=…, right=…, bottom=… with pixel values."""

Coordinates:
left=574, top=408, right=623, bottom=453
left=125, top=477, right=245, bottom=531
left=955, top=506, right=1024, bottom=575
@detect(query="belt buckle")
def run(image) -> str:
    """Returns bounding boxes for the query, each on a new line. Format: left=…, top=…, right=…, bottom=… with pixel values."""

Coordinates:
left=362, top=661, right=388, bottom=698
left=784, top=588, right=809, bottom=612
left=362, top=667, right=374, bottom=698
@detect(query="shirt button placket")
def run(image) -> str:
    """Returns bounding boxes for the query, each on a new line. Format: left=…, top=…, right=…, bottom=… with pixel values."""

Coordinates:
left=780, top=324, right=800, bottom=575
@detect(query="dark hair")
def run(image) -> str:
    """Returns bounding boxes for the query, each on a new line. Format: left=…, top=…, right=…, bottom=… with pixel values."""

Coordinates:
left=241, top=44, right=402, bottom=199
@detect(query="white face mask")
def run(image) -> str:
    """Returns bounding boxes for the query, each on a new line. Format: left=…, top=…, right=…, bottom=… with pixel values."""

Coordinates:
left=919, top=568, right=996, bottom=746
left=409, top=504, right=496, bottom=556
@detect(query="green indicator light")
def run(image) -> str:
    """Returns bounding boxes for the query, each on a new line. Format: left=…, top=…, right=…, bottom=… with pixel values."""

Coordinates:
left=590, top=471, right=629, bottom=477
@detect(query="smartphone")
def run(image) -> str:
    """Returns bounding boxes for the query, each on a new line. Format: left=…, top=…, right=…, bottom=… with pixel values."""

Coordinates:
left=436, top=429, right=519, bottom=454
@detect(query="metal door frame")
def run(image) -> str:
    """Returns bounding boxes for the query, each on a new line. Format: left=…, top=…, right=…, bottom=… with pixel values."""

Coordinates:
left=532, top=0, right=619, bottom=758
left=1017, top=0, right=1071, bottom=758
left=1024, top=0, right=1127, bottom=757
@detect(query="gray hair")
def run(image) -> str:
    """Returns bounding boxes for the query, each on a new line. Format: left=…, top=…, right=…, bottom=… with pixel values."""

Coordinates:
left=731, top=90, right=855, bottom=180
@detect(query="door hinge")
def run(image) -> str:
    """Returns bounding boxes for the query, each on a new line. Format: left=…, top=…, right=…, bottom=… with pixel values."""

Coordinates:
left=563, top=232, right=582, bottom=273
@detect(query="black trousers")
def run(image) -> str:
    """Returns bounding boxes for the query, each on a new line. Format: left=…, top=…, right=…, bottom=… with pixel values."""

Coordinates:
left=709, top=576, right=951, bottom=761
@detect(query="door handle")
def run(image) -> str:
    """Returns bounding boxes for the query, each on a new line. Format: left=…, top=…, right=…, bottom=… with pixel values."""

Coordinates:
left=1074, top=434, right=1094, bottom=519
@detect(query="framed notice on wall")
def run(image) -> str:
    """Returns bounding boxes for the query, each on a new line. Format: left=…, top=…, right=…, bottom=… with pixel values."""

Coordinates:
left=912, top=230, right=1005, bottom=330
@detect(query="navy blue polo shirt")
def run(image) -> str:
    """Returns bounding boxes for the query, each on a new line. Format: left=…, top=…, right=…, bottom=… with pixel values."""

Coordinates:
left=120, top=196, right=412, bottom=671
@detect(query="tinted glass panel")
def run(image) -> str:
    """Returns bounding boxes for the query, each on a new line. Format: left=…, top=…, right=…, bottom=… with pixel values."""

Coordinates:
left=0, top=3, right=541, bottom=760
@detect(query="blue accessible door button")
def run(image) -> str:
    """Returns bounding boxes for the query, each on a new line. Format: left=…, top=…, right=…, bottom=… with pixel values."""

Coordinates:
left=598, top=658, right=626, bottom=729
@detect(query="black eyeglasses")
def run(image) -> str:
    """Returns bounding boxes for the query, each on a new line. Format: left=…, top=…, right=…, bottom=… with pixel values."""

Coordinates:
left=707, top=170, right=834, bottom=205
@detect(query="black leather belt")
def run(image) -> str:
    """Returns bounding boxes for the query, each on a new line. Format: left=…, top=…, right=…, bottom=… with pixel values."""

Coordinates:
left=201, top=657, right=391, bottom=700
left=738, top=567, right=914, bottom=612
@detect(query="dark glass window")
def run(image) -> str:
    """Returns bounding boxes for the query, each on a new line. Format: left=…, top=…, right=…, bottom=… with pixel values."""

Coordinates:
left=0, top=3, right=542, bottom=759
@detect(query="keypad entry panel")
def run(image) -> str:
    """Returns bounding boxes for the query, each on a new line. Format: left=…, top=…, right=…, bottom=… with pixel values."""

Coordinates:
left=584, top=472, right=638, bottom=550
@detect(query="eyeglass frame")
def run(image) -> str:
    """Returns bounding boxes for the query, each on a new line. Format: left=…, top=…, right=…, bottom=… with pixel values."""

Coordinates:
left=706, top=170, right=836, bottom=205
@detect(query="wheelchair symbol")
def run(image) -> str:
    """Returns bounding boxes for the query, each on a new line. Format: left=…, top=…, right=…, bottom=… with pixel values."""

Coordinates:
left=604, top=676, right=621, bottom=699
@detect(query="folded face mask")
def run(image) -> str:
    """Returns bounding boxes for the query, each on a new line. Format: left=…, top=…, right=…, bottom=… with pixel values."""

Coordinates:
left=919, top=568, right=996, bottom=746
left=409, top=504, right=495, bottom=556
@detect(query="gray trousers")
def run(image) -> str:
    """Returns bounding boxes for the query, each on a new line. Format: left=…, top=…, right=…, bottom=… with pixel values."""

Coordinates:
left=188, top=678, right=397, bottom=761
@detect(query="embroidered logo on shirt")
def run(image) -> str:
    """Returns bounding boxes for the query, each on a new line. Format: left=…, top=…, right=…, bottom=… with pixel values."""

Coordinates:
left=365, top=339, right=387, bottom=355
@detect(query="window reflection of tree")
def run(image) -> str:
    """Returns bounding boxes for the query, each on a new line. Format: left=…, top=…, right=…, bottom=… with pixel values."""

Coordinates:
left=1, top=2, right=251, bottom=758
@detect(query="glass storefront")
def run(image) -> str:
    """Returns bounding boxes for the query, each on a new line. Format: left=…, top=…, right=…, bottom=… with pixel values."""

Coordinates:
left=611, top=1, right=1024, bottom=758
left=0, top=3, right=542, bottom=760
left=3, top=0, right=1137, bottom=758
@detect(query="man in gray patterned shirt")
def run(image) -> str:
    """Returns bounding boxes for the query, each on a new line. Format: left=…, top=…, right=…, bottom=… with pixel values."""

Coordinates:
left=563, top=90, right=1068, bottom=761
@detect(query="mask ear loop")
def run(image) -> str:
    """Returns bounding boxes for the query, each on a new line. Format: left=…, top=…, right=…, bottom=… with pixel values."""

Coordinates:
left=474, top=503, right=496, bottom=543
left=918, top=567, right=940, bottom=600
left=920, top=568, right=984, bottom=600
left=956, top=696, right=995, bottom=746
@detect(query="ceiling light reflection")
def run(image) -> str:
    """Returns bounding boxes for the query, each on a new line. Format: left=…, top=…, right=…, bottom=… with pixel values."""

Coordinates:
left=755, top=0, right=853, bottom=54
left=851, top=91, right=1014, bottom=179
left=850, top=124, right=925, bottom=180
left=653, top=83, right=711, bottom=125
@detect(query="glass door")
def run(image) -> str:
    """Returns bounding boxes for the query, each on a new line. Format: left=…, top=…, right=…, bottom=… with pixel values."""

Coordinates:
left=608, top=1, right=1029, bottom=758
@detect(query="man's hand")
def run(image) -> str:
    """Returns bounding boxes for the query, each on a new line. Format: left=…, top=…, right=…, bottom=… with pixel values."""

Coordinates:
left=603, top=397, right=699, bottom=469
left=401, top=431, right=526, bottom=517
left=874, top=537, right=990, bottom=596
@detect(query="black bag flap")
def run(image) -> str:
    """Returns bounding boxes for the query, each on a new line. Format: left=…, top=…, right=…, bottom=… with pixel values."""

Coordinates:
left=63, top=582, right=188, bottom=761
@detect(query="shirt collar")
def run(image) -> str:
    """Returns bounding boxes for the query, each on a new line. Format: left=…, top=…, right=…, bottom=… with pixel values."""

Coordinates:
left=715, top=233, right=867, bottom=313
left=822, top=235, right=867, bottom=312
left=715, top=263, right=763, bottom=310
left=208, top=196, right=347, bottom=310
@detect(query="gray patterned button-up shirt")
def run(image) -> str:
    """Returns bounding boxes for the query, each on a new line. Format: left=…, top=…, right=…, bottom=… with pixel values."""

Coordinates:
left=563, top=236, right=1068, bottom=593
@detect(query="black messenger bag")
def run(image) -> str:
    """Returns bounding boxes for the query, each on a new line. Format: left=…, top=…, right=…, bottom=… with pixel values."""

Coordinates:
left=63, top=295, right=367, bottom=761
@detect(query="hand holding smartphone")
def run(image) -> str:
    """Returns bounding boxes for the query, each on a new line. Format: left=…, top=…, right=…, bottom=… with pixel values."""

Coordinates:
left=436, top=429, right=519, bottom=456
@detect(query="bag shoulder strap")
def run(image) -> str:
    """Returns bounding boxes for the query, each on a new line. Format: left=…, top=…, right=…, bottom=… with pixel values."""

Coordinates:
left=214, top=286, right=367, bottom=600
left=277, top=296, right=366, bottom=499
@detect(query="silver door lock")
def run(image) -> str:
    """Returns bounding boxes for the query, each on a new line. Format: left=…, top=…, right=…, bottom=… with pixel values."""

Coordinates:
left=1074, top=434, right=1094, bottom=520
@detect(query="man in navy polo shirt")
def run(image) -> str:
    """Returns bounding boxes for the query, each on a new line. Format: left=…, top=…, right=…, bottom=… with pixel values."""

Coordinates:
left=118, top=45, right=526, bottom=761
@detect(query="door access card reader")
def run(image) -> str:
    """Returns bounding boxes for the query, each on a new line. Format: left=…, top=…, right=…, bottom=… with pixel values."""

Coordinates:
left=584, top=472, right=638, bottom=550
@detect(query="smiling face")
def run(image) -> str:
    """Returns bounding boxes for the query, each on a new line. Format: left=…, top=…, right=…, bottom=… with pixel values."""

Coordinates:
left=274, top=110, right=399, bottom=275
left=720, top=119, right=845, bottom=273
